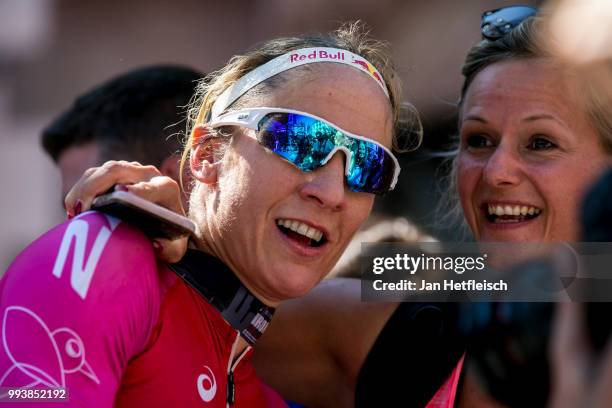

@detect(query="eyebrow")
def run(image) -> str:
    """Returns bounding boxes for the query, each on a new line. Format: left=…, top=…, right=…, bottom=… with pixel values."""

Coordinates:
left=461, top=114, right=487, bottom=124
left=522, top=113, right=569, bottom=130
left=462, top=113, right=570, bottom=130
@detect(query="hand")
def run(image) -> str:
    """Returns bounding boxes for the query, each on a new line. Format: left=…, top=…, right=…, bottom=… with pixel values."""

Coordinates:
left=548, top=303, right=612, bottom=408
left=64, top=160, right=189, bottom=263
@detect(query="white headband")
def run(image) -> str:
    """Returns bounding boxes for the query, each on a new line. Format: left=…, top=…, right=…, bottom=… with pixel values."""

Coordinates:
left=210, top=47, right=390, bottom=121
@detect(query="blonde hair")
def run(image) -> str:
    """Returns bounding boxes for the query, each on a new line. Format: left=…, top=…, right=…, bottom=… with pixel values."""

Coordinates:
left=460, top=16, right=612, bottom=149
left=437, top=16, right=612, bottom=238
left=179, top=21, right=422, bottom=187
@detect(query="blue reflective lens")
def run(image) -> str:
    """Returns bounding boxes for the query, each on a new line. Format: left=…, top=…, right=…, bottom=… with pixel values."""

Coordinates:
left=257, top=113, right=396, bottom=195
left=347, top=141, right=395, bottom=193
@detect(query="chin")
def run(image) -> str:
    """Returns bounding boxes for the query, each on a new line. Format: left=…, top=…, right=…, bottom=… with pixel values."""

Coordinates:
left=477, top=228, right=538, bottom=242
left=474, top=216, right=548, bottom=242
left=268, top=265, right=324, bottom=301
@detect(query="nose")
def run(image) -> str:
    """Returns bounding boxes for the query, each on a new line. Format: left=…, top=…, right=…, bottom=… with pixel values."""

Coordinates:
left=299, top=153, right=347, bottom=211
left=482, top=144, right=523, bottom=188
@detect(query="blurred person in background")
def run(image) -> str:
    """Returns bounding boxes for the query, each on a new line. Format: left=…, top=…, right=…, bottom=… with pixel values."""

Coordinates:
left=41, top=64, right=203, bottom=207
left=543, top=1, right=612, bottom=407
left=1, top=22, right=410, bottom=407
left=54, top=5, right=612, bottom=408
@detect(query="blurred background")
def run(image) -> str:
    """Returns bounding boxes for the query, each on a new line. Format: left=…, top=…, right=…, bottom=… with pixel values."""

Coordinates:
left=0, top=0, right=536, bottom=271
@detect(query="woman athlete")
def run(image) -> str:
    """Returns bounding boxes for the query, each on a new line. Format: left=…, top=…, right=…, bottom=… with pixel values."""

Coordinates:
left=0, top=22, right=410, bottom=407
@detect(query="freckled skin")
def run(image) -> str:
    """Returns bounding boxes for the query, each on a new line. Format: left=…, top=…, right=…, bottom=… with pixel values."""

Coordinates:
left=190, top=63, right=393, bottom=305
left=458, top=59, right=611, bottom=242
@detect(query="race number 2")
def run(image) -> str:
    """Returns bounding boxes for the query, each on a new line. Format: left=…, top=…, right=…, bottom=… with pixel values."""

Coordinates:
left=52, top=214, right=120, bottom=299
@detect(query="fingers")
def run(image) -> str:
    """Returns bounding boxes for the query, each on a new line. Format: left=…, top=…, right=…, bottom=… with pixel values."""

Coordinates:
left=65, top=160, right=163, bottom=217
left=551, top=303, right=588, bottom=361
left=152, top=237, right=189, bottom=264
left=122, top=176, right=186, bottom=216
left=548, top=302, right=590, bottom=408
left=64, top=160, right=190, bottom=264
left=550, top=303, right=612, bottom=408
left=591, top=339, right=612, bottom=408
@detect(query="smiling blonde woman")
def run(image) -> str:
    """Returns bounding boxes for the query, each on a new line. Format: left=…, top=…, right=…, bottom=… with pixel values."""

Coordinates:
left=0, top=22, right=415, bottom=407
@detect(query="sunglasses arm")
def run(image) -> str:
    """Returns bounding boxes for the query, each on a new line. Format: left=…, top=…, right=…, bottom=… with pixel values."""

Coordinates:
left=208, top=108, right=275, bottom=130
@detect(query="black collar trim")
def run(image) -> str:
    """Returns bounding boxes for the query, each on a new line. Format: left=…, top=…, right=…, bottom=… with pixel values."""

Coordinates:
left=168, top=249, right=274, bottom=345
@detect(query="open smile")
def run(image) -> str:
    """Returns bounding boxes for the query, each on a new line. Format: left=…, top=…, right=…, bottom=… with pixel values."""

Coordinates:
left=483, top=202, right=543, bottom=224
left=276, top=218, right=328, bottom=248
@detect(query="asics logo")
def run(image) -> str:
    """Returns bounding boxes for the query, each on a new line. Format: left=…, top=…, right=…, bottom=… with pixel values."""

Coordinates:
left=196, top=366, right=217, bottom=402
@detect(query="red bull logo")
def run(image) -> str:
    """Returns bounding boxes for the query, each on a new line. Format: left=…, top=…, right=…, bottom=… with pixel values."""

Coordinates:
left=289, top=49, right=346, bottom=63
left=352, top=59, right=384, bottom=84
left=287, top=49, right=384, bottom=87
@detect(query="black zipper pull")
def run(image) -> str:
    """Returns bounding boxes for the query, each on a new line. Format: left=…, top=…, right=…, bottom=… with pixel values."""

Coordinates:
left=227, top=371, right=235, bottom=405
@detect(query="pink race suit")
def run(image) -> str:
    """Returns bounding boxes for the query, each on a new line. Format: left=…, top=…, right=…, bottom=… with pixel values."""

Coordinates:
left=0, top=211, right=287, bottom=407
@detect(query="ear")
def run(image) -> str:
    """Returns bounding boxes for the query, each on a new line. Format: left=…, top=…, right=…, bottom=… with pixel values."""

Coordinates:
left=190, top=124, right=221, bottom=185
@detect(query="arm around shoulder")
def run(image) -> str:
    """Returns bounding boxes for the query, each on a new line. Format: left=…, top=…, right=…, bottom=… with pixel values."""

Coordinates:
left=253, top=277, right=398, bottom=407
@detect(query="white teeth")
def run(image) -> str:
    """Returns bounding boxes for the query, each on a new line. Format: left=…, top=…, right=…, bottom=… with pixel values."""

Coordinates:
left=276, top=219, right=324, bottom=242
left=305, top=226, right=323, bottom=242
left=297, top=223, right=308, bottom=236
left=486, top=204, right=542, bottom=217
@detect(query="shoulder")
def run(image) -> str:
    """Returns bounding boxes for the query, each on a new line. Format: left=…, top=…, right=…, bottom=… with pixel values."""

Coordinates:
left=279, top=278, right=397, bottom=335
left=0, top=212, right=168, bottom=402
left=1, top=211, right=167, bottom=352
left=356, top=302, right=465, bottom=407
left=254, top=278, right=397, bottom=406
left=5, top=211, right=160, bottom=299
left=300, top=278, right=398, bottom=374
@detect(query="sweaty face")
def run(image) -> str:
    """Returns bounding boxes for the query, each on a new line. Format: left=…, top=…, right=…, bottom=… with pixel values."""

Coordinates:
left=457, top=59, right=610, bottom=242
left=192, top=64, right=393, bottom=304
left=57, top=142, right=100, bottom=200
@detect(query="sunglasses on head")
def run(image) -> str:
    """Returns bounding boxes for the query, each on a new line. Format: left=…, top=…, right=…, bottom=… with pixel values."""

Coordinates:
left=208, top=107, right=400, bottom=195
left=481, top=5, right=537, bottom=41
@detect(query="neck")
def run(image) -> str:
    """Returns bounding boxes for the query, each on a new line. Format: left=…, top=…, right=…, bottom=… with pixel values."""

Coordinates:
left=190, top=239, right=280, bottom=308
left=169, top=249, right=276, bottom=346
left=190, top=191, right=282, bottom=307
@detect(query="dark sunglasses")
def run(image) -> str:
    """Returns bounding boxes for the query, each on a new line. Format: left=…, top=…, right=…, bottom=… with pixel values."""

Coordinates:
left=481, top=5, right=538, bottom=41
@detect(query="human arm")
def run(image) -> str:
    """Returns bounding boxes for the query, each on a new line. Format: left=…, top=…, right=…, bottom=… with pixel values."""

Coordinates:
left=254, top=279, right=467, bottom=408
left=253, top=278, right=398, bottom=407
left=64, top=160, right=188, bottom=263
left=548, top=303, right=612, bottom=408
